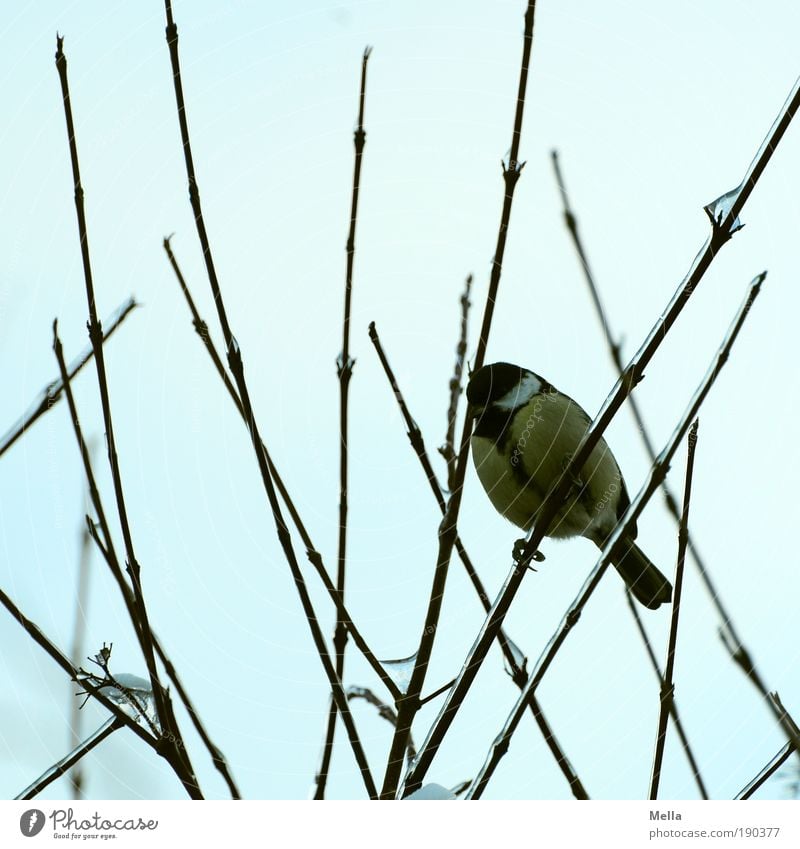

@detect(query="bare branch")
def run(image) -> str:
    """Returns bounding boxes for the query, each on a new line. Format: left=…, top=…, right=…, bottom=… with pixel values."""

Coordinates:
left=319, top=45, right=373, bottom=799
left=369, top=321, right=588, bottom=799
left=163, top=2, right=376, bottom=798
left=0, top=298, right=137, bottom=459
left=433, top=272, right=765, bottom=799
left=649, top=421, right=699, bottom=799
left=404, top=64, right=800, bottom=788
left=381, top=0, right=541, bottom=799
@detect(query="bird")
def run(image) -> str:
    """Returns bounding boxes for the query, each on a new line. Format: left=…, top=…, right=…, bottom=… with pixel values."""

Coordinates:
left=466, top=361, right=672, bottom=610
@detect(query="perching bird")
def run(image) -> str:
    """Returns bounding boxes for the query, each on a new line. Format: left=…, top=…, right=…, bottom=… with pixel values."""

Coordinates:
left=466, top=361, right=672, bottom=610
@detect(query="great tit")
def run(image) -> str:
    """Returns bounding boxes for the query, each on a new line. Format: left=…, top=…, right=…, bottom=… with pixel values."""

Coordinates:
left=466, top=362, right=672, bottom=610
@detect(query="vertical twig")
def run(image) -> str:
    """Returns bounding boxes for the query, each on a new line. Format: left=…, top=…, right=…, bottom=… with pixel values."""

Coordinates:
left=54, top=36, right=199, bottom=797
left=163, top=239, right=397, bottom=700
left=368, top=322, right=589, bottom=799
left=52, top=324, right=203, bottom=798
left=649, top=420, right=699, bottom=799
left=439, top=274, right=473, bottom=492
left=318, top=46, right=373, bottom=799
left=163, top=3, right=377, bottom=797
left=381, top=0, right=540, bottom=800
left=626, top=592, right=708, bottom=798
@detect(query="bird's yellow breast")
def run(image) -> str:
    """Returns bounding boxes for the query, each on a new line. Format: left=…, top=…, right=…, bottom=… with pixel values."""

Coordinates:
left=471, top=390, right=624, bottom=542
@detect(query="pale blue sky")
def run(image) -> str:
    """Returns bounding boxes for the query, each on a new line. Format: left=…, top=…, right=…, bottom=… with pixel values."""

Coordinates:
left=1, top=1, right=800, bottom=800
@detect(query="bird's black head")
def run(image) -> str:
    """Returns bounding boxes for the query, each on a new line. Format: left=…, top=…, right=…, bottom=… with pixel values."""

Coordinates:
left=466, top=362, right=529, bottom=414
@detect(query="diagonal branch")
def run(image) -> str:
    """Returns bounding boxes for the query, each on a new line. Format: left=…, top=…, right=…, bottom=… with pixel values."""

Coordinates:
left=54, top=36, right=198, bottom=797
left=53, top=322, right=209, bottom=797
left=380, top=0, right=540, bottom=800
left=319, top=45, right=373, bottom=799
left=403, top=63, right=800, bottom=793
left=649, top=420, right=699, bottom=799
left=369, top=321, right=588, bottom=799
left=439, top=274, right=473, bottom=493
left=0, top=586, right=160, bottom=751
left=163, top=238, right=397, bottom=702
left=0, top=298, right=137, bottom=459
left=16, top=717, right=123, bottom=801
left=163, top=2, right=376, bottom=798
left=422, top=272, right=764, bottom=799
left=736, top=742, right=796, bottom=800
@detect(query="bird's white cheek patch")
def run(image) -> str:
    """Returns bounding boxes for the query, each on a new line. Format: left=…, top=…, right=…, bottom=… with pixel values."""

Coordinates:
left=494, top=372, right=543, bottom=411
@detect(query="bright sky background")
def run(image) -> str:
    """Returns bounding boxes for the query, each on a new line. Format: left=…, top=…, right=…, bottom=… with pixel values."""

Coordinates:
left=1, top=0, right=800, bottom=801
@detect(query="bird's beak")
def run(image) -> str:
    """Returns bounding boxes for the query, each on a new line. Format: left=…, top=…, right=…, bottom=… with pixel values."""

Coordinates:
left=466, top=402, right=480, bottom=422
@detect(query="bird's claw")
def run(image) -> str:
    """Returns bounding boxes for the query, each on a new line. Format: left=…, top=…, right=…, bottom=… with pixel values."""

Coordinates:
left=512, top=539, right=545, bottom=568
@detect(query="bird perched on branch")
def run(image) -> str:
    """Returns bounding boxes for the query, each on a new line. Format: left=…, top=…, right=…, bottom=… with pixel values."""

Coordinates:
left=466, top=361, right=672, bottom=610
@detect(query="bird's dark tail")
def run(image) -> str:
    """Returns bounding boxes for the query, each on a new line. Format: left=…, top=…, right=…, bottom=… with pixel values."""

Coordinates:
left=609, top=537, right=672, bottom=610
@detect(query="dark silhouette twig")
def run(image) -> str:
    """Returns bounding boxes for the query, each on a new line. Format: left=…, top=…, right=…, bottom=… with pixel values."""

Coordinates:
left=16, top=717, right=123, bottom=801
left=162, top=2, right=376, bottom=797
left=369, top=321, right=588, bottom=799
left=649, top=421, right=699, bottom=799
left=736, top=742, right=796, bottom=800
left=52, top=323, right=208, bottom=797
left=83, top=511, right=243, bottom=799
left=0, top=298, right=137, bottom=459
left=381, top=0, right=540, bottom=800
left=54, top=36, right=199, bottom=798
left=163, top=238, right=397, bottom=701
left=319, top=45, right=372, bottom=799
left=436, top=273, right=765, bottom=799
left=403, top=63, right=800, bottom=791
left=625, top=591, right=708, bottom=798
left=0, top=586, right=159, bottom=750
left=439, top=274, right=473, bottom=492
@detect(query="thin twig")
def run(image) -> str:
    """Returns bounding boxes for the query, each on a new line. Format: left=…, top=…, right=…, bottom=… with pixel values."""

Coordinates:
left=369, top=321, right=589, bottom=799
left=722, top=622, right=800, bottom=758
left=163, top=238, right=396, bottom=700
left=649, top=420, right=699, bottom=799
left=625, top=591, right=708, bottom=798
left=0, top=586, right=159, bottom=750
left=736, top=742, right=796, bottom=800
left=439, top=274, right=473, bottom=492
left=16, top=717, right=124, bottom=801
left=554, top=133, right=800, bottom=770
left=163, top=2, right=376, bottom=798
left=52, top=322, right=203, bottom=797
left=84, top=510, right=242, bottom=798
left=439, top=273, right=765, bottom=800
left=0, top=298, right=137, bottom=459
left=403, top=64, right=800, bottom=792
left=381, top=0, right=540, bottom=800
left=54, top=36, right=198, bottom=797
left=53, top=329, right=240, bottom=800
left=320, top=45, right=372, bottom=800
